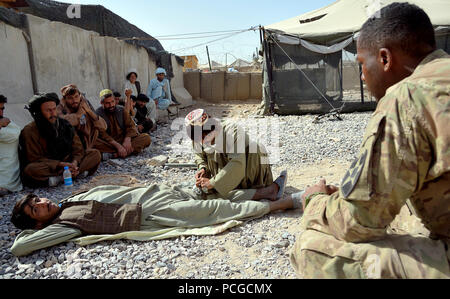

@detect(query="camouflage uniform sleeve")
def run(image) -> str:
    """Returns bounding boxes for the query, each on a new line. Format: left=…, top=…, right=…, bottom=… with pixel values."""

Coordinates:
left=302, top=84, right=430, bottom=243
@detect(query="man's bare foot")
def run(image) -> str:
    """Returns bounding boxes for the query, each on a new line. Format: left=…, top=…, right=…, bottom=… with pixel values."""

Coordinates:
left=252, top=183, right=279, bottom=201
left=269, top=196, right=294, bottom=212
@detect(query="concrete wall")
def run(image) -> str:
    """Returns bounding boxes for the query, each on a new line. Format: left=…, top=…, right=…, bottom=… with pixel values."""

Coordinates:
left=185, top=71, right=262, bottom=102
left=183, top=72, right=201, bottom=100
left=27, top=15, right=104, bottom=106
left=0, top=21, right=35, bottom=127
left=170, top=55, right=193, bottom=107
left=0, top=14, right=192, bottom=127
left=201, top=72, right=225, bottom=103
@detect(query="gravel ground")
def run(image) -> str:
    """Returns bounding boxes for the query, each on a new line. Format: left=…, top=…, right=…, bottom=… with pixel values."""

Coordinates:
left=0, top=104, right=372, bottom=279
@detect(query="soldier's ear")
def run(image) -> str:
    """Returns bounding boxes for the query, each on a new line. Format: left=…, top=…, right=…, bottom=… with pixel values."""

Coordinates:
left=378, top=48, right=393, bottom=72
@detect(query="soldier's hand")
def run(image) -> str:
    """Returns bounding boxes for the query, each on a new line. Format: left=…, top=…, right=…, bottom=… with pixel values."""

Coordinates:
left=302, top=179, right=339, bottom=210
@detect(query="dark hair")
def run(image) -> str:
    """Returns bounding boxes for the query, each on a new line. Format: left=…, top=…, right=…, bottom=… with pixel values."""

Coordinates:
left=27, top=93, right=60, bottom=117
left=136, top=94, right=149, bottom=103
left=359, top=3, right=436, bottom=57
left=126, top=72, right=138, bottom=80
left=0, top=95, right=7, bottom=103
left=130, top=95, right=137, bottom=103
left=62, top=86, right=80, bottom=98
left=113, top=92, right=121, bottom=98
left=11, top=194, right=39, bottom=230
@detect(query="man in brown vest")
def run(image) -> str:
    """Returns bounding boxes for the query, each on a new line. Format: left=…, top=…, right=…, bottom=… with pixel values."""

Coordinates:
left=94, top=89, right=151, bottom=160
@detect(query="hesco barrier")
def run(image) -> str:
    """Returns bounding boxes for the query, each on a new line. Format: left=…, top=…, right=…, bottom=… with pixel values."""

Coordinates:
left=0, top=11, right=192, bottom=128
left=184, top=72, right=263, bottom=102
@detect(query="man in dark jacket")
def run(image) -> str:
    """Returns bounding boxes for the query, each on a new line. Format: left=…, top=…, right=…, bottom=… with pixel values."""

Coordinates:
left=94, top=89, right=151, bottom=160
left=20, top=93, right=101, bottom=187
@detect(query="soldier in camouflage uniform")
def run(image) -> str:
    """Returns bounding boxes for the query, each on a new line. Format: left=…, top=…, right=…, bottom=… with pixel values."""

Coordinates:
left=290, top=3, right=450, bottom=279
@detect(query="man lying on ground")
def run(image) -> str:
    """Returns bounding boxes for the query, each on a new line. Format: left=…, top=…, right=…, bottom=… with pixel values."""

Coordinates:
left=10, top=182, right=300, bottom=257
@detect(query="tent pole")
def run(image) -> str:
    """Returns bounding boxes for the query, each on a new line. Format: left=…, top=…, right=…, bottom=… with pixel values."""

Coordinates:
left=262, top=28, right=276, bottom=114
left=206, top=46, right=212, bottom=71
left=259, top=25, right=263, bottom=46
left=340, top=52, right=343, bottom=100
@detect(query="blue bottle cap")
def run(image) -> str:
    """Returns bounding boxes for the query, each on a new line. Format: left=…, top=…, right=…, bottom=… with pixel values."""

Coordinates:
left=64, top=166, right=69, bottom=170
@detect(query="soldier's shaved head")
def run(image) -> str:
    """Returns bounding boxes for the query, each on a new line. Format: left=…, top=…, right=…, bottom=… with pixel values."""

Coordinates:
left=358, top=2, right=436, bottom=58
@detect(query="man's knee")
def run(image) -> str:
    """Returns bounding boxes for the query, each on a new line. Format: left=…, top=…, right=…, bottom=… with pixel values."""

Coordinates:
left=290, top=229, right=366, bottom=279
left=23, top=163, right=52, bottom=180
left=290, top=229, right=450, bottom=279
left=86, top=149, right=102, bottom=164
left=80, top=149, right=102, bottom=175
left=132, top=133, right=151, bottom=153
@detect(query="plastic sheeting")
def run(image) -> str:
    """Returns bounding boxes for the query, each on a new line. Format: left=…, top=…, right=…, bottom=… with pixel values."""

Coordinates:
left=274, top=33, right=356, bottom=54
left=266, top=0, right=450, bottom=45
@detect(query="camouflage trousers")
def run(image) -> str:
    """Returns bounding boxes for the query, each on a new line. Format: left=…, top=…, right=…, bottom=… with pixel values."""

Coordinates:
left=290, top=205, right=450, bottom=279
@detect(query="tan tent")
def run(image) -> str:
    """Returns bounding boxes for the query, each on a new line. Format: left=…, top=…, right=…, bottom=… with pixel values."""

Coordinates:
left=260, top=0, right=450, bottom=115
left=266, top=0, right=450, bottom=45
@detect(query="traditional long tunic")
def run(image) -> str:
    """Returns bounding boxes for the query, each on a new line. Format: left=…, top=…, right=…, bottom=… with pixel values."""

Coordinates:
left=19, top=121, right=101, bottom=185
left=194, top=121, right=273, bottom=198
left=57, top=98, right=107, bottom=150
left=147, top=78, right=172, bottom=110
left=94, top=106, right=151, bottom=154
left=10, top=184, right=269, bottom=256
left=0, top=121, right=22, bottom=192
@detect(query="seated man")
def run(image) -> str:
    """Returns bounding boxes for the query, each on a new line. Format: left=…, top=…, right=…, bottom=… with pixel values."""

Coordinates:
left=0, top=95, right=22, bottom=196
left=185, top=109, right=287, bottom=200
left=113, top=92, right=125, bottom=107
left=94, top=89, right=151, bottom=160
left=146, top=67, right=175, bottom=115
left=10, top=183, right=298, bottom=257
left=133, top=94, right=156, bottom=134
left=289, top=3, right=450, bottom=279
left=20, top=93, right=102, bottom=188
left=57, top=84, right=107, bottom=150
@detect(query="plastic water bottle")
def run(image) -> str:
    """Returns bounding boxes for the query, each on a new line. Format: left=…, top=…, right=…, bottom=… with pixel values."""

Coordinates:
left=63, top=166, right=73, bottom=190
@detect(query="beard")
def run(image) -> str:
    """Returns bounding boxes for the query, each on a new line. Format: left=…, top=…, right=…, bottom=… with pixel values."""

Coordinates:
left=105, top=106, right=116, bottom=114
left=34, top=114, right=75, bottom=160
left=67, top=102, right=81, bottom=112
